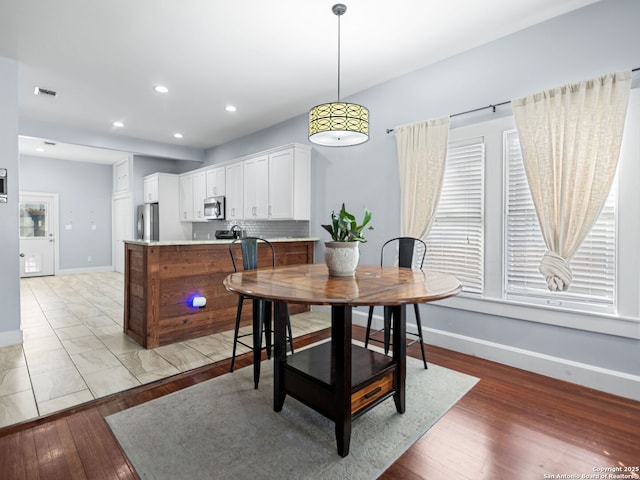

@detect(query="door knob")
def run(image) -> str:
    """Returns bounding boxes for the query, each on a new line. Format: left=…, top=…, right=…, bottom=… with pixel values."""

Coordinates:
left=19, top=253, right=24, bottom=257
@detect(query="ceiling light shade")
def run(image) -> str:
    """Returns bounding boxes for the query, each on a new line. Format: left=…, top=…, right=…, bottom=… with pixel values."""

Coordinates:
left=309, top=4, right=369, bottom=147
left=309, top=101, right=369, bottom=146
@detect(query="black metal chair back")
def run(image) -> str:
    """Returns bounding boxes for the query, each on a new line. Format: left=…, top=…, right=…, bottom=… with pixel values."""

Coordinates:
left=367, top=236, right=429, bottom=369
left=229, top=237, right=275, bottom=272
left=228, top=237, right=293, bottom=386
left=380, top=236, right=426, bottom=270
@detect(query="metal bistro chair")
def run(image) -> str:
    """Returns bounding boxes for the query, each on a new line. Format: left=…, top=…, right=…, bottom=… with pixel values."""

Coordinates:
left=364, top=236, right=429, bottom=369
left=228, top=237, right=294, bottom=380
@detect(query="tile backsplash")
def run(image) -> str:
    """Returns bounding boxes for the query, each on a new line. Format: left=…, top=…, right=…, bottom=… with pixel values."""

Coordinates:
left=191, top=220, right=310, bottom=240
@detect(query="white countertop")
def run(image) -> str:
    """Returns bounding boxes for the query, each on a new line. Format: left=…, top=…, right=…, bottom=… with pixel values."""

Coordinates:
left=124, top=237, right=320, bottom=246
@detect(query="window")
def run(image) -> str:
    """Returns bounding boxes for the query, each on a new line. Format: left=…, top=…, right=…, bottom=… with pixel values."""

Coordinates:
left=19, top=202, right=48, bottom=237
left=504, top=129, right=617, bottom=313
left=425, top=138, right=484, bottom=294
left=419, top=95, right=638, bottom=338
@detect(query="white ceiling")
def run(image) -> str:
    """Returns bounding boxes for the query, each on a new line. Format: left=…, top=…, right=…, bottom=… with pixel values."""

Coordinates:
left=1, top=0, right=598, bottom=163
left=18, top=136, right=131, bottom=165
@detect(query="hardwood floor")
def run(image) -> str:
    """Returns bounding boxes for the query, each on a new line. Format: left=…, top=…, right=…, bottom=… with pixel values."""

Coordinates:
left=1, top=326, right=638, bottom=480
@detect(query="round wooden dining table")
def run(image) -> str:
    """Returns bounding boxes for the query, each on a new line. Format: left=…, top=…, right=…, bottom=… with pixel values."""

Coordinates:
left=224, top=263, right=461, bottom=457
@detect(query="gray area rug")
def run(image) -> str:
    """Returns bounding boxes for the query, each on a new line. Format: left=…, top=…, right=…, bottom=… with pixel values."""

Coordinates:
left=106, top=349, right=478, bottom=480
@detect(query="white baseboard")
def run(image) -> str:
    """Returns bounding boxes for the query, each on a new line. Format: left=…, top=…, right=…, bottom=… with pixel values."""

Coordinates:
left=0, top=329, right=23, bottom=348
left=421, top=327, right=639, bottom=402
left=332, top=306, right=640, bottom=402
left=57, top=266, right=114, bottom=275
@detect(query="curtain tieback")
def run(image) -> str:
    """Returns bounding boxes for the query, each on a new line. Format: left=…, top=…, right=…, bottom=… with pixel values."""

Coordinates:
left=539, top=251, right=572, bottom=292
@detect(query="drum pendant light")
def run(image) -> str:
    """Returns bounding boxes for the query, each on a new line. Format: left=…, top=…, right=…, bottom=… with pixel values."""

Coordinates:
left=309, top=4, right=369, bottom=147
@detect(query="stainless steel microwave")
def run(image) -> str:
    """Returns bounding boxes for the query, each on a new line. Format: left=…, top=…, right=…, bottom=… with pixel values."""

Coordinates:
left=203, top=196, right=225, bottom=220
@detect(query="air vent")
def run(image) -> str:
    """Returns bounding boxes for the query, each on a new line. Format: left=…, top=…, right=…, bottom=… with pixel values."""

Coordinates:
left=33, top=86, right=57, bottom=97
left=43, top=141, right=56, bottom=146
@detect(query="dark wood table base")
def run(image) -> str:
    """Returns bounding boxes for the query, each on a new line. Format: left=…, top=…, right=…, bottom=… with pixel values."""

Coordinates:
left=274, top=302, right=406, bottom=457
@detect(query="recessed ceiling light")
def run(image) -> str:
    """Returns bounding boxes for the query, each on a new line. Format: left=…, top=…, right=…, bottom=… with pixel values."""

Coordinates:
left=173, top=133, right=183, bottom=139
left=154, top=85, right=169, bottom=93
left=35, top=147, right=45, bottom=152
left=225, top=105, right=237, bottom=112
left=113, top=121, right=124, bottom=127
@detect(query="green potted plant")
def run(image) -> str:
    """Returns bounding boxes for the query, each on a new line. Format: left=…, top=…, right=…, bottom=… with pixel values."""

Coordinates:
left=322, top=203, right=373, bottom=276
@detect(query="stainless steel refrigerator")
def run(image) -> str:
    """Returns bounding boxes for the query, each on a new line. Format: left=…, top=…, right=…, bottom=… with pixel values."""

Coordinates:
left=136, top=203, right=159, bottom=241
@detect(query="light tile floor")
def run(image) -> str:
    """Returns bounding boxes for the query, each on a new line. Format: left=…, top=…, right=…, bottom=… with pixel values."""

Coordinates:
left=0, top=272, right=331, bottom=428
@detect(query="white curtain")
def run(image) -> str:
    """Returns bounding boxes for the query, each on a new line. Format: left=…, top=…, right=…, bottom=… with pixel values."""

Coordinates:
left=512, top=70, right=631, bottom=291
left=395, top=116, right=450, bottom=240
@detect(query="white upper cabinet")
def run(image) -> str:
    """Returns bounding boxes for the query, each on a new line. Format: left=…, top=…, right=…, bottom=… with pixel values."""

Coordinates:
left=268, top=146, right=310, bottom=220
left=178, top=173, right=194, bottom=222
left=225, top=162, right=244, bottom=221
left=206, top=166, right=226, bottom=197
left=179, top=171, right=207, bottom=222
left=192, top=170, right=207, bottom=222
left=268, top=149, right=293, bottom=219
left=143, top=173, right=159, bottom=203
left=243, top=155, right=269, bottom=219
left=176, top=143, right=310, bottom=223
left=241, top=144, right=310, bottom=221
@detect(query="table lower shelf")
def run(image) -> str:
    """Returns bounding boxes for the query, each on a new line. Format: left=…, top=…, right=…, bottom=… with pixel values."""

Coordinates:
left=282, top=341, right=397, bottom=419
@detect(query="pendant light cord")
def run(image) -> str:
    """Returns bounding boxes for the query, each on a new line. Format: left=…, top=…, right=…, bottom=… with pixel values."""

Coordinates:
left=337, top=11, right=341, bottom=102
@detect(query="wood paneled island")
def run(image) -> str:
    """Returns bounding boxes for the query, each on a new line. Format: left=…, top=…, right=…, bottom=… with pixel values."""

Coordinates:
left=123, top=238, right=316, bottom=348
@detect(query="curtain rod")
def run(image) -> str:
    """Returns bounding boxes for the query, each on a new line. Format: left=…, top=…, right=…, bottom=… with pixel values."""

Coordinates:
left=386, top=66, right=640, bottom=134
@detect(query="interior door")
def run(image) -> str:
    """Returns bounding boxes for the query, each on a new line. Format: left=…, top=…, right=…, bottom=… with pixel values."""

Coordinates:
left=19, top=193, right=57, bottom=277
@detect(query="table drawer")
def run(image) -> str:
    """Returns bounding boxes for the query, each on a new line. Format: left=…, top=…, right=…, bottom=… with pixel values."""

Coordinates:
left=351, top=371, right=395, bottom=415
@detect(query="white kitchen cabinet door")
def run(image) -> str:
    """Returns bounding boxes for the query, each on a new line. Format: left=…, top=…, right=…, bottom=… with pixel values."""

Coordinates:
left=206, top=167, right=226, bottom=197
left=192, top=170, right=207, bottom=222
left=179, top=173, right=194, bottom=222
left=268, top=145, right=310, bottom=220
left=243, top=155, right=269, bottom=219
left=114, top=159, right=130, bottom=194
left=268, top=149, right=294, bottom=219
left=143, top=174, right=159, bottom=203
left=225, top=162, right=244, bottom=220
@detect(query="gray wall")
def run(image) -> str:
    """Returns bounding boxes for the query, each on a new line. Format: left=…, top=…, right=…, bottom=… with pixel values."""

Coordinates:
left=20, top=155, right=113, bottom=270
left=202, top=0, right=640, bottom=390
left=0, top=57, right=20, bottom=342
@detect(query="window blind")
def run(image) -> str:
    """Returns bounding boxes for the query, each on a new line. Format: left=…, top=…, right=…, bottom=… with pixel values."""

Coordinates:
left=504, top=129, right=616, bottom=309
left=425, top=140, right=484, bottom=294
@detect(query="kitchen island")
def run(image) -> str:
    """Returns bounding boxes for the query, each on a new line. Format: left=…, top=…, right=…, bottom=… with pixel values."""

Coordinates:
left=123, top=238, right=317, bottom=348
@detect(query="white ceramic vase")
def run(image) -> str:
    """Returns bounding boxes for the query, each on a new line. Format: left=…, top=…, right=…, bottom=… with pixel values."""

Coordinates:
left=324, top=241, right=360, bottom=277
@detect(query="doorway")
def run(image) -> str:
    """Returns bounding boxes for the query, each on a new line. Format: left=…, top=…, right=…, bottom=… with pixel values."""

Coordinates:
left=19, top=192, right=59, bottom=277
